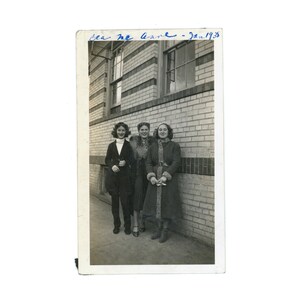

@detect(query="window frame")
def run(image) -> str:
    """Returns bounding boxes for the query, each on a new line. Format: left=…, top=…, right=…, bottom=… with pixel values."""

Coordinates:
left=163, top=40, right=196, bottom=95
left=109, top=43, right=124, bottom=114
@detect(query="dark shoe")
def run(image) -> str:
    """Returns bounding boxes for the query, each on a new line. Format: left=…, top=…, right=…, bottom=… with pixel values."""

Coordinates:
left=125, top=227, right=131, bottom=235
left=139, top=221, right=146, bottom=232
left=151, top=230, right=161, bottom=240
left=113, top=226, right=120, bottom=234
left=132, top=226, right=139, bottom=237
left=159, top=229, right=168, bottom=243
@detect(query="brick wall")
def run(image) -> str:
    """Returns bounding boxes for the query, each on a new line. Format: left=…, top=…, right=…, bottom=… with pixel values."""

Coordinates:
left=123, top=42, right=158, bottom=73
left=177, top=174, right=214, bottom=245
left=90, top=164, right=101, bottom=197
left=89, top=52, right=108, bottom=119
left=122, top=42, right=158, bottom=111
left=195, top=40, right=214, bottom=86
left=89, top=40, right=215, bottom=246
left=89, top=90, right=215, bottom=245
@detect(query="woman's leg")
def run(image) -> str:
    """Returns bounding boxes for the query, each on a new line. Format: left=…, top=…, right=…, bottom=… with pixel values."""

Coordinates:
left=139, top=211, right=146, bottom=232
left=159, top=218, right=170, bottom=243
left=120, top=195, right=131, bottom=235
left=111, top=195, right=121, bottom=234
left=132, top=210, right=139, bottom=237
left=151, top=219, right=162, bottom=240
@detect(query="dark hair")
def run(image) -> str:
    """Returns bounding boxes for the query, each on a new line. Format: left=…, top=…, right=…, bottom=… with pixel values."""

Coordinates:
left=137, top=122, right=150, bottom=131
left=153, top=123, right=173, bottom=140
left=111, top=122, right=131, bottom=138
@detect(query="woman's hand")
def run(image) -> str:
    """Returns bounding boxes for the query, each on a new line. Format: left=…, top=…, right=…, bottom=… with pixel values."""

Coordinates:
left=160, top=176, right=167, bottom=183
left=150, top=177, right=158, bottom=185
left=112, top=165, right=120, bottom=173
left=157, top=176, right=167, bottom=186
left=119, top=160, right=126, bottom=167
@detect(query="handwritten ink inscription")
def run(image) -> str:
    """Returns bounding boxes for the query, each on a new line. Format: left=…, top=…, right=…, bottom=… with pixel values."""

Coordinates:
left=88, top=31, right=220, bottom=41
left=188, top=31, right=220, bottom=40
left=89, top=34, right=111, bottom=41
left=140, top=31, right=177, bottom=40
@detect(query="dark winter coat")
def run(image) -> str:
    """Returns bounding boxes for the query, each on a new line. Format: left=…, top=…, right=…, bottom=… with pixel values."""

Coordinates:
left=143, top=140, right=182, bottom=220
left=104, top=139, right=135, bottom=197
left=129, top=135, right=156, bottom=211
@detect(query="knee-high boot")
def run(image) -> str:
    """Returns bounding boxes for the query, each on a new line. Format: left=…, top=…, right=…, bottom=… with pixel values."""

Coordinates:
left=151, top=219, right=162, bottom=240
left=159, top=219, right=170, bottom=243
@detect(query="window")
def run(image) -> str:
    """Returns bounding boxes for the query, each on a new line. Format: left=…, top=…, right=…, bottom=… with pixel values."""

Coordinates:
left=110, top=44, right=124, bottom=114
left=164, top=41, right=195, bottom=94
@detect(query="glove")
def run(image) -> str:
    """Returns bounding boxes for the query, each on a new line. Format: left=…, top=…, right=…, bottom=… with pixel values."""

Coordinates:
left=150, top=177, right=158, bottom=185
left=157, top=176, right=167, bottom=186
left=119, top=160, right=126, bottom=167
left=112, top=165, right=120, bottom=173
left=160, top=176, right=167, bottom=183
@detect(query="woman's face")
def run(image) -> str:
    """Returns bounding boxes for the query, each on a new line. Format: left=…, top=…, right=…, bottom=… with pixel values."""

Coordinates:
left=139, top=125, right=150, bottom=139
left=158, top=124, right=168, bottom=139
left=116, top=126, right=126, bottom=139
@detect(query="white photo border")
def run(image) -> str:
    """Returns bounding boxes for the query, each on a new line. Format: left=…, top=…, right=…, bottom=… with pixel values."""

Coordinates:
left=76, top=28, right=225, bottom=274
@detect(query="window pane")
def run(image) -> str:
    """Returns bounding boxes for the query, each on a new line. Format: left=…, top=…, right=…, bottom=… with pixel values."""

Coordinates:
left=111, top=81, right=122, bottom=105
left=116, top=81, right=122, bottom=104
left=119, top=59, right=123, bottom=76
left=112, top=84, right=117, bottom=105
left=166, top=71, right=175, bottom=93
left=167, top=51, right=175, bottom=71
left=176, top=66, right=186, bottom=90
left=112, top=65, right=116, bottom=81
left=186, top=61, right=195, bottom=87
left=186, top=42, right=195, bottom=62
left=176, top=44, right=185, bottom=67
left=165, top=40, right=181, bottom=49
left=115, top=63, right=121, bottom=79
left=116, top=53, right=121, bottom=64
left=112, top=49, right=123, bottom=81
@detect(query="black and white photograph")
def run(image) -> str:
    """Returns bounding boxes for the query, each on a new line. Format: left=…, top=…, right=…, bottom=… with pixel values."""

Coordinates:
left=3, top=0, right=300, bottom=298
left=77, top=29, right=225, bottom=274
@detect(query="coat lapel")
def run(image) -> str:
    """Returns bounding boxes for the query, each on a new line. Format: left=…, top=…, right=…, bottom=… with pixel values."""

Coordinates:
left=112, top=141, right=119, bottom=157
left=113, top=139, right=127, bottom=158
left=119, top=140, right=127, bottom=157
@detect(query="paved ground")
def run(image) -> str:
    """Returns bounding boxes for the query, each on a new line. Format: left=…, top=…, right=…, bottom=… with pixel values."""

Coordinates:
left=90, top=195, right=214, bottom=265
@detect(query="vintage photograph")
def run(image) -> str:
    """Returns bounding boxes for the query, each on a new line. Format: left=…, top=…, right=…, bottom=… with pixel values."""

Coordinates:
left=77, top=29, right=224, bottom=274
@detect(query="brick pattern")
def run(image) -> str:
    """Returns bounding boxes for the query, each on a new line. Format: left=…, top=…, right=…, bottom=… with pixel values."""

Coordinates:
left=179, top=157, right=214, bottom=176
left=195, top=41, right=214, bottom=86
left=90, top=155, right=214, bottom=177
left=121, top=85, right=158, bottom=111
left=195, top=40, right=214, bottom=57
left=90, top=107, right=105, bottom=122
left=123, top=64, right=158, bottom=92
left=122, top=57, right=157, bottom=80
left=123, top=43, right=158, bottom=74
left=90, top=164, right=101, bottom=198
left=90, top=73, right=107, bottom=94
left=89, top=40, right=215, bottom=246
left=122, top=78, right=157, bottom=98
left=89, top=87, right=106, bottom=100
left=90, top=83, right=214, bottom=130
left=89, top=103, right=105, bottom=113
left=89, top=54, right=108, bottom=119
left=89, top=92, right=106, bottom=111
left=196, top=52, right=214, bottom=66
left=123, top=41, right=157, bottom=64
left=176, top=174, right=214, bottom=246
left=90, top=90, right=214, bottom=157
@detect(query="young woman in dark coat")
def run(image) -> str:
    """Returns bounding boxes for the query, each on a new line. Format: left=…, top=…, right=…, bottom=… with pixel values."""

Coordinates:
left=143, top=123, right=182, bottom=243
left=129, top=122, right=155, bottom=237
left=105, top=122, right=135, bottom=235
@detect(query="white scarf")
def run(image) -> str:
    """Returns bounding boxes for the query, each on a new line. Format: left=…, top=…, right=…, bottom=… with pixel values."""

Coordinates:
left=116, top=138, right=125, bottom=155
